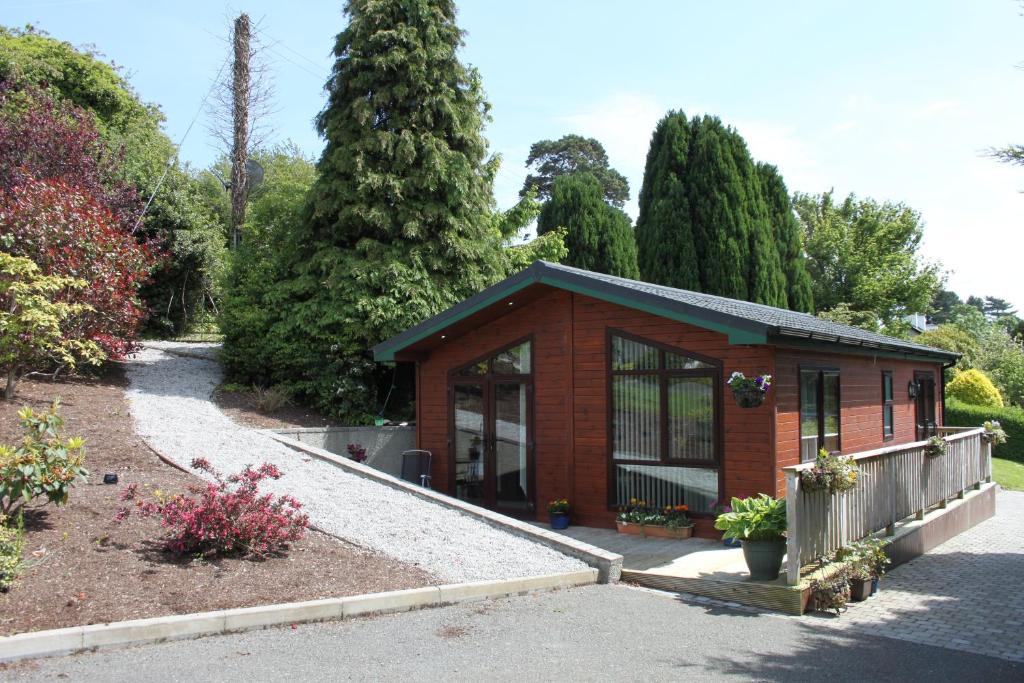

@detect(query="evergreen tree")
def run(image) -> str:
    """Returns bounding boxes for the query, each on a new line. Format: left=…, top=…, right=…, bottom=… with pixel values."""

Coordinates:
left=521, top=135, right=630, bottom=207
left=266, top=0, right=507, bottom=419
left=637, top=111, right=801, bottom=308
left=757, top=163, right=813, bottom=312
left=635, top=112, right=701, bottom=290
left=537, top=173, right=639, bottom=278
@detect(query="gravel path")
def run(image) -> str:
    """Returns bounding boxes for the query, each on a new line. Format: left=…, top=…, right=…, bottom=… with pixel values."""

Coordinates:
left=123, top=343, right=586, bottom=583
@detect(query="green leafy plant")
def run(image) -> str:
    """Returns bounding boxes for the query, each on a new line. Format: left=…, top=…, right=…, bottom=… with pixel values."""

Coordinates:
left=713, top=494, right=787, bottom=542
left=548, top=499, right=570, bottom=515
left=800, top=448, right=860, bottom=494
left=809, top=567, right=851, bottom=615
left=0, top=513, right=24, bottom=592
left=983, top=420, right=1008, bottom=446
left=923, top=436, right=947, bottom=458
left=835, top=538, right=890, bottom=580
left=0, top=400, right=88, bottom=516
left=0, top=252, right=103, bottom=399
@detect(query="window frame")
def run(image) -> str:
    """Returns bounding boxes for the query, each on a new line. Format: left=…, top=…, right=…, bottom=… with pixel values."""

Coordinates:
left=605, top=329, right=724, bottom=513
left=798, top=365, right=842, bottom=462
left=881, top=370, right=895, bottom=441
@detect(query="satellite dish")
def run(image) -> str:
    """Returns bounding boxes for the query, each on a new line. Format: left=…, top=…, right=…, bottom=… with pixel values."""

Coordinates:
left=245, top=159, right=265, bottom=190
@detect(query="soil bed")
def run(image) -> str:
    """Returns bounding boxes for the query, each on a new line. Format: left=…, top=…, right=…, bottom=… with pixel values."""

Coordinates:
left=0, top=366, right=434, bottom=636
left=214, top=387, right=337, bottom=430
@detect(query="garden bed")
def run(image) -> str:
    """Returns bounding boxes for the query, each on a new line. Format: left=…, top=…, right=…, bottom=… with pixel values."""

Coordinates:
left=0, top=366, right=434, bottom=636
left=213, top=385, right=338, bottom=430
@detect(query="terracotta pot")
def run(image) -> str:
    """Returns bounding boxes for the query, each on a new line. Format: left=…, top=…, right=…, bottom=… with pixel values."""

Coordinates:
left=615, top=521, right=643, bottom=536
left=732, top=386, right=765, bottom=408
left=641, top=524, right=695, bottom=539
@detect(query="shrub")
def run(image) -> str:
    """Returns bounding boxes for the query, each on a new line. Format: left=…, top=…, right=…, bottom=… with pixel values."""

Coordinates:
left=0, top=514, right=24, bottom=592
left=0, top=400, right=88, bottom=516
left=946, top=398, right=1024, bottom=463
left=0, top=252, right=103, bottom=398
left=947, top=369, right=1003, bottom=408
left=1, top=177, right=157, bottom=358
left=252, top=385, right=291, bottom=413
left=117, top=458, right=309, bottom=558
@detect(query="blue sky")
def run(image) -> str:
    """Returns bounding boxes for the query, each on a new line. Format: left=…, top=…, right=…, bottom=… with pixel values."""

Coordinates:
left=7, top=0, right=1024, bottom=310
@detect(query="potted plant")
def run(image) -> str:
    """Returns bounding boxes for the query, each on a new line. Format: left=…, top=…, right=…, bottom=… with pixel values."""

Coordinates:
left=810, top=569, right=851, bottom=615
left=835, top=538, right=890, bottom=600
left=346, top=443, right=368, bottom=463
left=983, top=420, right=1008, bottom=445
left=548, top=499, right=571, bottom=530
left=923, top=435, right=947, bottom=458
left=800, top=448, right=859, bottom=494
left=615, top=499, right=695, bottom=539
left=713, top=494, right=787, bottom=581
left=712, top=500, right=741, bottom=546
left=726, top=372, right=772, bottom=408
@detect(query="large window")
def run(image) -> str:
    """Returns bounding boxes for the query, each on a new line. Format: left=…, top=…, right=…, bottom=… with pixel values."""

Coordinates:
left=882, top=371, right=894, bottom=440
left=800, top=368, right=841, bottom=462
left=609, top=332, right=720, bottom=514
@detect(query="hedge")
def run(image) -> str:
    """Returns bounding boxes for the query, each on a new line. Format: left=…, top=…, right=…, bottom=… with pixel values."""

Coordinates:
left=946, top=398, right=1024, bottom=463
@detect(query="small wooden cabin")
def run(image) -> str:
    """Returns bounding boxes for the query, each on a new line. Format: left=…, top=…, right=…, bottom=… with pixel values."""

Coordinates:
left=372, top=261, right=956, bottom=537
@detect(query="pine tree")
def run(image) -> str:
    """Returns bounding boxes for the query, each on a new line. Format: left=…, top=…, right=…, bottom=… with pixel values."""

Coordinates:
left=268, top=0, right=505, bottom=419
left=756, top=163, right=812, bottom=311
left=537, top=173, right=639, bottom=278
left=635, top=111, right=701, bottom=290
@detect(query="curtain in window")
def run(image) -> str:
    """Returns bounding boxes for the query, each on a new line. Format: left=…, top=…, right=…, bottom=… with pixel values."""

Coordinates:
left=612, top=375, right=660, bottom=461
left=668, top=377, right=714, bottom=462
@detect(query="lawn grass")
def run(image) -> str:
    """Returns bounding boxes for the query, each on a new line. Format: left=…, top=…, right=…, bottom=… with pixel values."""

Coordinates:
left=993, top=457, right=1024, bottom=491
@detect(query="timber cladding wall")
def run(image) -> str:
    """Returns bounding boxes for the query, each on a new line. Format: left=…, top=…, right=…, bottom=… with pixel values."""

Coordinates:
left=415, top=288, right=574, bottom=518
left=569, top=294, right=776, bottom=530
left=773, top=348, right=946, bottom=496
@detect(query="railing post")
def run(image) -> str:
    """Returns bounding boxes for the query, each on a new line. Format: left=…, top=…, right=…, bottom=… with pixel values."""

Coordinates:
left=985, top=438, right=993, bottom=484
left=785, top=469, right=801, bottom=586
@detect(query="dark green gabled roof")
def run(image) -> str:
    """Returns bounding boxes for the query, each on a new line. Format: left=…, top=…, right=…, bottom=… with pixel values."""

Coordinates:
left=372, top=261, right=958, bottom=363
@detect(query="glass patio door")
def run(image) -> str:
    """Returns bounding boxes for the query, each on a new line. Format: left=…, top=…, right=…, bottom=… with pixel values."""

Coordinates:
left=450, top=340, right=534, bottom=516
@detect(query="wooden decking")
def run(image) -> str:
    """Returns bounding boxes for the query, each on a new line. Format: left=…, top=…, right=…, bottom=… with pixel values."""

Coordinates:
left=535, top=525, right=809, bottom=614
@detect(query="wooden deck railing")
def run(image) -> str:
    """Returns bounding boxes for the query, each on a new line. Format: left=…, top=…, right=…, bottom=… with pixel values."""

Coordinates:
left=783, top=427, right=990, bottom=585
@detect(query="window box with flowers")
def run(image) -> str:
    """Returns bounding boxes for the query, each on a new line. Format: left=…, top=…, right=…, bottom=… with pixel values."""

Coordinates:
left=615, top=499, right=694, bottom=539
left=727, top=372, right=771, bottom=408
left=548, top=499, right=571, bottom=530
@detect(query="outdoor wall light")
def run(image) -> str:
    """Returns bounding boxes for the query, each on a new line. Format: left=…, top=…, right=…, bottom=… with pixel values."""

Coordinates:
left=908, top=381, right=918, bottom=399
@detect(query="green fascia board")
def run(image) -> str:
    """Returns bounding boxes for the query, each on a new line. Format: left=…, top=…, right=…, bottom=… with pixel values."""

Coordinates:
left=372, top=278, right=539, bottom=361
left=769, top=335, right=956, bottom=364
left=535, top=276, right=767, bottom=345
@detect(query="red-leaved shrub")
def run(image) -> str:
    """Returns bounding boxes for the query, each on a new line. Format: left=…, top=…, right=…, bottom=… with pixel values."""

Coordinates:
left=116, top=458, right=309, bottom=558
left=1, top=177, right=158, bottom=357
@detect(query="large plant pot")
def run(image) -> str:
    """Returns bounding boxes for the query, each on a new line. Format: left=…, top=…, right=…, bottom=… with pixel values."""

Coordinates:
left=850, top=578, right=872, bottom=602
left=741, top=539, right=786, bottom=581
left=641, top=524, right=694, bottom=540
left=550, top=512, right=570, bottom=530
left=731, top=387, right=765, bottom=408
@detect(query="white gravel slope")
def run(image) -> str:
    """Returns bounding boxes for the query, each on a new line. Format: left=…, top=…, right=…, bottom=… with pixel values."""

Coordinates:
left=123, top=343, right=586, bottom=582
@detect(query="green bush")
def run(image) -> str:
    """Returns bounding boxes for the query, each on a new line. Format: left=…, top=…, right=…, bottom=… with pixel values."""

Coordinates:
left=0, top=514, right=23, bottom=591
left=0, top=401, right=88, bottom=516
left=947, top=369, right=1003, bottom=407
left=946, top=398, right=1024, bottom=463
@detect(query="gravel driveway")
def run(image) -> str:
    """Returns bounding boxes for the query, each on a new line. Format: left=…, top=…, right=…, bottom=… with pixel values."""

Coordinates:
left=124, top=343, right=586, bottom=583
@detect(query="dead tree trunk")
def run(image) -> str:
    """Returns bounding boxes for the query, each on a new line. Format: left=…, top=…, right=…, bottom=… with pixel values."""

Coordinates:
left=230, top=13, right=252, bottom=250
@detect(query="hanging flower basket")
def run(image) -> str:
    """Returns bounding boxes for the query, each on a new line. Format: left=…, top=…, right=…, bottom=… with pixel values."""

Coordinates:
left=727, top=372, right=771, bottom=408
left=923, top=436, right=947, bottom=458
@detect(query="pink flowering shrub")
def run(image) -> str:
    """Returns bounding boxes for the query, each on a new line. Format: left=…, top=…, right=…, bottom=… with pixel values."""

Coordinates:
left=116, top=458, right=309, bottom=558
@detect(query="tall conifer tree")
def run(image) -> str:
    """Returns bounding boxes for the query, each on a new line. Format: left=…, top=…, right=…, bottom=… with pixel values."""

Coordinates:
left=271, top=0, right=505, bottom=418
left=757, top=163, right=814, bottom=312
left=537, top=173, right=639, bottom=278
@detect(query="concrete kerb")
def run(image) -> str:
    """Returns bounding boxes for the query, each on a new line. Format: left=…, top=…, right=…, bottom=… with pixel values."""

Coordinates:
left=260, top=430, right=624, bottom=583
left=0, top=569, right=598, bottom=663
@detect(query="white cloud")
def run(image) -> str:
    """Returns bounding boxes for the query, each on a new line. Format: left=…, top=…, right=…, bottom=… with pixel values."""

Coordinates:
left=912, top=99, right=962, bottom=120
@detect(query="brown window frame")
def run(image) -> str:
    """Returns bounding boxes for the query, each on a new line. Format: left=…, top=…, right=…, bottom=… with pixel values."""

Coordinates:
left=882, top=370, right=895, bottom=441
left=799, top=366, right=842, bottom=462
left=605, top=329, right=724, bottom=513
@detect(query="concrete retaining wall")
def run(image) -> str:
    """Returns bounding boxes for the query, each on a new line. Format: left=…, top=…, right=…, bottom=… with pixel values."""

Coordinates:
left=271, top=426, right=414, bottom=478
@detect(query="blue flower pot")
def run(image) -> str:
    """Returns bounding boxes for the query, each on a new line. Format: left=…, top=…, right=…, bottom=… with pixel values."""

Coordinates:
left=550, top=512, right=570, bottom=530
left=723, top=537, right=742, bottom=548
left=871, top=577, right=880, bottom=595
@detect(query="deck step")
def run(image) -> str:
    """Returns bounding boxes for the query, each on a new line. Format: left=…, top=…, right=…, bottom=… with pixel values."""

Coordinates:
left=622, top=569, right=808, bottom=615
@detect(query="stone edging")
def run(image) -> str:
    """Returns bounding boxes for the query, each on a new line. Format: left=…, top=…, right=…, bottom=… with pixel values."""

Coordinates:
left=0, top=569, right=597, bottom=663
left=261, top=430, right=624, bottom=583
